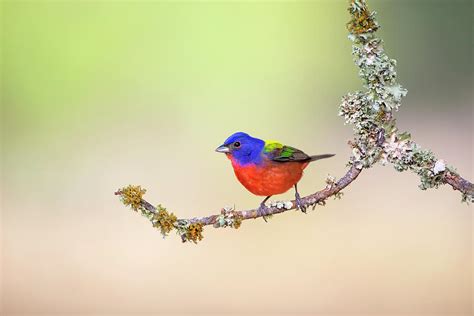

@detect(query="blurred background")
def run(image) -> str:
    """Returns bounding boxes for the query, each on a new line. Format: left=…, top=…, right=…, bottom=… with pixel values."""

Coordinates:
left=1, top=0, right=472, bottom=315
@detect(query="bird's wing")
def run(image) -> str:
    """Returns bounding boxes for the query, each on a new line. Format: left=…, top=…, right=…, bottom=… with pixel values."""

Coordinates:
left=263, top=141, right=311, bottom=162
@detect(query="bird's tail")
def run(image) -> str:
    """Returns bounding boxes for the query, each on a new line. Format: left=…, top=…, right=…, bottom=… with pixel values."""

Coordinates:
left=309, top=154, right=335, bottom=162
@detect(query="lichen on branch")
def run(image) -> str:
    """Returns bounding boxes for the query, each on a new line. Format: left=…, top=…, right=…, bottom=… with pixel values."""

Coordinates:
left=341, top=0, right=473, bottom=202
left=115, top=165, right=362, bottom=243
left=115, top=0, right=473, bottom=244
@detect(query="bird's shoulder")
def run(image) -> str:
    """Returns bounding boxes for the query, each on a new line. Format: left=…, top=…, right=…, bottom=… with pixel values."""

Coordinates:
left=262, top=140, right=310, bottom=162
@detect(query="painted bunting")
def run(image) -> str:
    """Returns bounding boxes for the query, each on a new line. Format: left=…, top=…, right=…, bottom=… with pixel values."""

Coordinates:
left=216, top=132, right=334, bottom=214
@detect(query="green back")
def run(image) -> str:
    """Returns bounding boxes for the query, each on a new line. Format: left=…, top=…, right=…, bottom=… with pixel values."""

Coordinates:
left=263, top=140, right=310, bottom=162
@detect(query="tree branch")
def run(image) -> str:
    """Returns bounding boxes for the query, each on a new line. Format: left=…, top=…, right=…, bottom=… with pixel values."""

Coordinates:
left=115, top=0, right=473, bottom=243
left=115, top=166, right=361, bottom=237
left=443, top=172, right=474, bottom=199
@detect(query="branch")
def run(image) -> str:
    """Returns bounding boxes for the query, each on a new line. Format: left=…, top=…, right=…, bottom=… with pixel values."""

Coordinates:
left=342, top=1, right=473, bottom=202
left=115, top=166, right=361, bottom=242
left=444, top=172, right=474, bottom=199
left=115, top=0, right=473, bottom=243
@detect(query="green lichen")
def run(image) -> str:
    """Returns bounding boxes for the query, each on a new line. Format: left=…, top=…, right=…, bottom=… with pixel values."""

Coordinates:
left=394, top=146, right=447, bottom=190
left=214, top=207, right=244, bottom=229
left=333, top=192, right=344, bottom=200
left=381, top=132, right=450, bottom=191
left=340, top=0, right=457, bottom=196
left=342, top=0, right=407, bottom=162
left=339, top=92, right=384, bottom=170
left=461, top=192, right=474, bottom=204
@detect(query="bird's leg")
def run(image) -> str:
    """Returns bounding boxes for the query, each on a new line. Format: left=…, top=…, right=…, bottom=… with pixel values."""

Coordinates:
left=294, top=183, right=307, bottom=213
left=257, top=196, right=272, bottom=222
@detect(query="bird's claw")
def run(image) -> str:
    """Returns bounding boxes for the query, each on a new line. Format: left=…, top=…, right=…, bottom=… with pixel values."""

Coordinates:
left=257, top=203, right=269, bottom=222
left=295, top=192, right=307, bottom=213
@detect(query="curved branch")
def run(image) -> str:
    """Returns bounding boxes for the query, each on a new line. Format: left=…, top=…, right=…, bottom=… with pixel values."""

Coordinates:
left=116, top=166, right=362, bottom=226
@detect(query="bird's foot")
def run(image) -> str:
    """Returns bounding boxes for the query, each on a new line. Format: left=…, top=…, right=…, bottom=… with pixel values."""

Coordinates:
left=257, top=203, right=269, bottom=222
left=295, top=192, right=307, bottom=213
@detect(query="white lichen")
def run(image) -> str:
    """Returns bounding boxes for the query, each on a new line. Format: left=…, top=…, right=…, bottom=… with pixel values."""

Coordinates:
left=325, top=174, right=337, bottom=188
left=270, top=200, right=293, bottom=210
left=284, top=201, right=293, bottom=209
left=433, top=160, right=446, bottom=175
left=214, top=206, right=238, bottom=228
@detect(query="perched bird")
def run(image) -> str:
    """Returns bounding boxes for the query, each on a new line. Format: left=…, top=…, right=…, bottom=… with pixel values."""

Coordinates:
left=216, top=132, right=334, bottom=214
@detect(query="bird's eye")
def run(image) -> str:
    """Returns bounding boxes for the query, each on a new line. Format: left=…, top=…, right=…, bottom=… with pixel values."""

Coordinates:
left=233, top=141, right=241, bottom=148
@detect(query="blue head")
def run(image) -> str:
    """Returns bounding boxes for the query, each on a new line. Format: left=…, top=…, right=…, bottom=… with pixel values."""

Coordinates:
left=216, top=132, right=265, bottom=166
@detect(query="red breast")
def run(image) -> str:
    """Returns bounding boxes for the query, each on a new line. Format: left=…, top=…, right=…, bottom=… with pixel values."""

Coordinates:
left=229, top=156, right=309, bottom=196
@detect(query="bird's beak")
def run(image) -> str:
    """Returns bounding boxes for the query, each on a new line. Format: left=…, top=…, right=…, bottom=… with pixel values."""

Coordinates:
left=215, top=145, right=230, bottom=153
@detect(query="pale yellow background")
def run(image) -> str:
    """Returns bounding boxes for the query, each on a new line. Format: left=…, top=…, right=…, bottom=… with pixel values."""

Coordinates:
left=1, top=1, right=472, bottom=315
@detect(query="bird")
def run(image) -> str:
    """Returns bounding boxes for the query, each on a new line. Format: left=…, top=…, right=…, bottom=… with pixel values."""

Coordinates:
left=215, top=132, right=334, bottom=215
